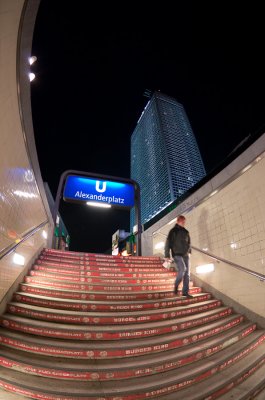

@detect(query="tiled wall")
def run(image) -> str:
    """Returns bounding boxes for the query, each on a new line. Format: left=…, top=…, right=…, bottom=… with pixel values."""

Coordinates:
left=0, top=224, right=49, bottom=313
left=0, top=0, right=49, bottom=253
left=144, top=135, right=265, bottom=324
left=191, top=157, right=265, bottom=274
left=188, top=156, right=265, bottom=321
left=0, top=0, right=52, bottom=305
left=0, top=165, right=48, bottom=253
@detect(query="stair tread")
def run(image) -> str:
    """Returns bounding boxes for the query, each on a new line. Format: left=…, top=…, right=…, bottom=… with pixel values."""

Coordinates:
left=0, top=341, right=264, bottom=396
left=0, top=325, right=262, bottom=371
left=13, top=291, right=208, bottom=305
left=2, top=306, right=231, bottom=332
left=20, top=280, right=199, bottom=291
left=154, top=343, right=265, bottom=399
left=216, top=362, right=265, bottom=399
left=0, top=319, right=254, bottom=351
left=0, top=249, right=263, bottom=399
left=0, top=313, right=241, bottom=346
left=8, top=299, right=219, bottom=317
left=33, top=264, right=175, bottom=275
left=25, top=278, right=177, bottom=289
left=29, top=273, right=176, bottom=284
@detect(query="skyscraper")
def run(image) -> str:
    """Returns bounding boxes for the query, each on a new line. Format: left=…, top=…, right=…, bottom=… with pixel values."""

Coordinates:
left=130, top=91, right=206, bottom=228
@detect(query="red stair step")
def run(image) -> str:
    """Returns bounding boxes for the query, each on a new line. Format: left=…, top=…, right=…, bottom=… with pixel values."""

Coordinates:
left=0, top=336, right=264, bottom=399
left=12, top=291, right=211, bottom=312
left=0, top=306, right=233, bottom=340
left=19, top=283, right=201, bottom=301
left=0, top=317, right=251, bottom=359
left=0, top=324, right=262, bottom=382
left=6, top=299, right=222, bottom=325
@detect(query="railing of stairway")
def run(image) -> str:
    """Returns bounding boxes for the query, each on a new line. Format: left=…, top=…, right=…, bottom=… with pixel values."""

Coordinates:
left=157, top=232, right=265, bottom=282
left=0, top=220, right=49, bottom=261
left=192, top=245, right=265, bottom=282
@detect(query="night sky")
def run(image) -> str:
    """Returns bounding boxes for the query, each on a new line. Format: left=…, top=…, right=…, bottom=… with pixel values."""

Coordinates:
left=31, top=1, right=265, bottom=253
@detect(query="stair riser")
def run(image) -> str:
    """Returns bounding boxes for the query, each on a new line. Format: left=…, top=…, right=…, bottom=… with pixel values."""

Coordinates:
left=33, top=265, right=175, bottom=278
left=7, top=301, right=222, bottom=325
left=24, top=277, right=183, bottom=292
left=42, top=250, right=161, bottom=262
left=40, top=256, right=162, bottom=265
left=0, top=329, right=262, bottom=382
left=0, top=317, right=248, bottom=359
left=12, top=293, right=211, bottom=312
left=37, top=261, right=165, bottom=272
left=0, top=308, right=232, bottom=340
left=19, top=284, right=201, bottom=300
left=29, top=271, right=176, bottom=285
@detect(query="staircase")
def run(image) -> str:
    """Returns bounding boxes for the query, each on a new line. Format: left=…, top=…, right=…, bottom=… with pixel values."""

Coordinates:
left=0, top=248, right=264, bottom=399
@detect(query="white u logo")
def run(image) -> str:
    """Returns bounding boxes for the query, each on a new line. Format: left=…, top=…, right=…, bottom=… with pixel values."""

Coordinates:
left=95, top=181, right=106, bottom=193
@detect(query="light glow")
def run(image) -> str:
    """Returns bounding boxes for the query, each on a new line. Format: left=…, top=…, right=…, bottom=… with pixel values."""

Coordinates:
left=112, top=247, right=119, bottom=256
left=29, top=72, right=35, bottom=81
left=133, top=225, right=138, bottom=234
left=14, top=190, right=38, bottom=199
left=13, top=253, right=25, bottom=266
left=196, top=263, right=215, bottom=274
left=86, top=201, right=111, bottom=208
left=28, top=56, right=37, bottom=65
left=154, top=241, right=165, bottom=250
left=242, top=164, right=252, bottom=173
left=24, top=170, right=34, bottom=182
left=210, top=190, right=218, bottom=197
left=42, top=230, right=48, bottom=239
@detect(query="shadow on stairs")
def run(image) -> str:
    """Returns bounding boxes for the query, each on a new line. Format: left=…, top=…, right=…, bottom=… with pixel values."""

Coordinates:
left=0, top=248, right=264, bottom=399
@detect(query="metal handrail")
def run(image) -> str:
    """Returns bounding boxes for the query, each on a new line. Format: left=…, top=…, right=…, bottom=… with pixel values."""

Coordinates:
left=0, top=220, right=49, bottom=261
left=156, top=231, right=265, bottom=282
left=192, top=245, right=265, bottom=282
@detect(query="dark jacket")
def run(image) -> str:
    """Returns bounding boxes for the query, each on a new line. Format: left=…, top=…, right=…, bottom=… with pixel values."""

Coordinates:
left=164, top=224, right=191, bottom=258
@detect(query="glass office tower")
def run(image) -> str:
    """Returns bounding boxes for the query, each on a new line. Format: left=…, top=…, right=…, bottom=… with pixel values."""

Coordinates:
left=130, top=91, right=206, bottom=229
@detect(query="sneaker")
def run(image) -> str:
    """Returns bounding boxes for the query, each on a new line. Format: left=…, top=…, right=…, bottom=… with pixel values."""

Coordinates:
left=183, top=293, right=193, bottom=298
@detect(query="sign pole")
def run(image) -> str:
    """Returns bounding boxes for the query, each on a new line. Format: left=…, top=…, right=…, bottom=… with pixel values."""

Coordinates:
left=134, top=181, right=142, bottom=256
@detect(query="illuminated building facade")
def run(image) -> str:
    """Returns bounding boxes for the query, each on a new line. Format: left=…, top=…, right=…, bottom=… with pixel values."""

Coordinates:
left=130, top=91, right=206, bottom=228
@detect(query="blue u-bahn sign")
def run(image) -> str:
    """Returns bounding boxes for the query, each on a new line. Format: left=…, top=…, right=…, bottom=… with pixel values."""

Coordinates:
left=63, top=175, right=135, bottom=208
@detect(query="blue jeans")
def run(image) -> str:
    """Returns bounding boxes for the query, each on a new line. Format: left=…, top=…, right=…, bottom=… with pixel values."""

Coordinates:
left=173, top=255, right=190, bottom=295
